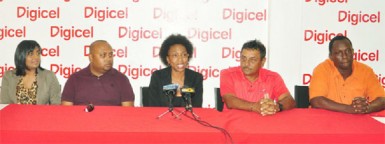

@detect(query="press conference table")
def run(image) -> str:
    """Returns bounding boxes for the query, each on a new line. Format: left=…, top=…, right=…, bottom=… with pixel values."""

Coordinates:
left=1, top=105, right=384, bottom=143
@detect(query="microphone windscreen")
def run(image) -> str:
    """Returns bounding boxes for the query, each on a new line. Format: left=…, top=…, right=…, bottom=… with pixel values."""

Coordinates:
left=84, top=104, right=94, bottom=112
left=163, top=83, right=179, bottom=90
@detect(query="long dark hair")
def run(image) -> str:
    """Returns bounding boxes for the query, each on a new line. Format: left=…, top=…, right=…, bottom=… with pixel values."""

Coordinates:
left=14, top=40, right=44, bottom=76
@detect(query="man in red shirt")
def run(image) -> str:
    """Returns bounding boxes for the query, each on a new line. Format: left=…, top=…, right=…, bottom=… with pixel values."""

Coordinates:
left=220, top=40, right=295, bottom=115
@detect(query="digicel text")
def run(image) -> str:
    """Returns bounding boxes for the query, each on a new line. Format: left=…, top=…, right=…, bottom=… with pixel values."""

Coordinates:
left=153, top=8, right=197, bottom=22
left=118, top=26, right=162, bottom=41
left=0, top=26, right=26, bottom=40
left=354, top=49, right=379, bottom=62
left=0, top=64, right=15, bottom=78
left=17, top=7, right=60, bottom=21
left=50, top=64, right=82, bottom=78
left=189, top=65, right=220, bottom=80
left=50, top=26, right=94, bottom=40
left=84, top=7, right=128, bottom=22
left=223, top=8, right=266, bottom=23
left=314, top=0, right=348, bottom=6
left=304, top=29, right=347, bottom=44
left=118, top=65, right=162, bottom=79
left=152, top=46, right=196, bottom=58
left=187, top=28, right=232, bottom=42
left=303, top=73, right=385, bottom=88
left=41, top=45, right=60, bottom=57
left=222, top=47, right=240, bottom=62
left=84, top=45, right=128, bottom=58
left=339, top=10, right=380, bottom=26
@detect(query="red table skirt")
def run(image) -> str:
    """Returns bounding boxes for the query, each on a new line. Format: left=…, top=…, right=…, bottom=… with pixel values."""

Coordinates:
left=1, top=104, right=384, bottom=143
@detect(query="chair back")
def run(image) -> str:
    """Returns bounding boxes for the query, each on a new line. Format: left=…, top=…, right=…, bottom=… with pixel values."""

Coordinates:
left=215, top=88, right=224, bottom=112
left=141, top=86, right=150, bottom=106
left=294, top=85, right=309, bottom=108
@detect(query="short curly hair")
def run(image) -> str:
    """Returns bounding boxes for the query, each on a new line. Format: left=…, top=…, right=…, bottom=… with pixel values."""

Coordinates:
left=241, top=39, right=266, bottom=60
left=159, top=34, right=194, bottom=65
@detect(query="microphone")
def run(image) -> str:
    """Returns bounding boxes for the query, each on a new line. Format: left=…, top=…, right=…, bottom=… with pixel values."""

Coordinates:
left=181, top=87, right=195, bottom=110
left=162, top=83, right=179, bottom=96
left=84, top=103, right=94, bottom=112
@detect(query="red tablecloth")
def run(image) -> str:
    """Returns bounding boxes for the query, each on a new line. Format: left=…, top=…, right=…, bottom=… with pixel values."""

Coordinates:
left=1, top=104, right=384, bottom=143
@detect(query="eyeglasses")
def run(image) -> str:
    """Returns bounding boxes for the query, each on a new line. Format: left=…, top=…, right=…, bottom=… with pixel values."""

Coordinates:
left=168, top=53, right=189, bottom=59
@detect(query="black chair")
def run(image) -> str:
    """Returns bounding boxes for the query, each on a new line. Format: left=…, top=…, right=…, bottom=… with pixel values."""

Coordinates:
left=215, top=88, right=224, bottom=112
left=141, top=86, right=151, bottom=106
left=294, top=85, right=310, bottom=108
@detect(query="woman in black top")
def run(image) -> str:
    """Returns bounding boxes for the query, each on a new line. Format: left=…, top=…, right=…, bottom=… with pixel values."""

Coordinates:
left=148, top=34, right=203, bottom=107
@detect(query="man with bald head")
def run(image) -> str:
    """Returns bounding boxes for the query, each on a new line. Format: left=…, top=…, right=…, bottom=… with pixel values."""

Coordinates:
left=62, top=40, right=135, bottom=106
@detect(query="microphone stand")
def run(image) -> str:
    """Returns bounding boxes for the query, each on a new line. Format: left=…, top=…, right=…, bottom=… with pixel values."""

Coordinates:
left=177, top=93, right=200, bottom=119
left=157, top=91, right=180, bottom=119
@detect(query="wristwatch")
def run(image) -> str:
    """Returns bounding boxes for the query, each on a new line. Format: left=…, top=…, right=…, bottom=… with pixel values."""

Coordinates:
left=278, top=103, right=283, bottom=111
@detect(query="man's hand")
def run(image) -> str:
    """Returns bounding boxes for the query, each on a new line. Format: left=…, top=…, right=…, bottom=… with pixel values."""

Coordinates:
left=351, top=97, right=369, bottom=114
left=258, top=97, right=279, bottom=116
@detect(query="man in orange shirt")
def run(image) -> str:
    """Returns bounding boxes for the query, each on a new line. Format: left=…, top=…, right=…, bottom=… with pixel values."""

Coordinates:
left=309, top=36, right=385, bottom=114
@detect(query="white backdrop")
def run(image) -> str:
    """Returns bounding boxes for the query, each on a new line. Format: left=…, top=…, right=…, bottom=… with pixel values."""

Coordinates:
left=1, top=0, right=384, bottom=107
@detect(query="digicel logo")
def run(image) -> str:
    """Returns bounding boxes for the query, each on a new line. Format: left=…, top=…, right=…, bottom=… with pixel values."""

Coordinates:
left=305, top=0, right=348, bottom=6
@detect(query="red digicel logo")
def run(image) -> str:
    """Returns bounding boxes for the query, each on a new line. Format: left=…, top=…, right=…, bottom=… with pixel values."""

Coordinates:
left=305, top=0, right=348, bottom=6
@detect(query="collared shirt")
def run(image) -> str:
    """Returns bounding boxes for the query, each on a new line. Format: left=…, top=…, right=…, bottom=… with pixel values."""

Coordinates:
left=309, top=59, right=384, bottom=104
left=220, top=66, right=289, bottom=102
left=61, top=65, right=135, bottom=106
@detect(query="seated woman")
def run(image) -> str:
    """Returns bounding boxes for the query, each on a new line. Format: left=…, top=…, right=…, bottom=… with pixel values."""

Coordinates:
left=148, top=34, right=203, bottom=107
left=0, top=40, right=61, bottom=105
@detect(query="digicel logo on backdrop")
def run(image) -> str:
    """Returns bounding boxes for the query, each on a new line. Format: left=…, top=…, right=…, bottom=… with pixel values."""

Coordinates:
left=338, top=10, right=381, bottom=26
left=41, top=45, right=60, bottom=57
left=0, top=64, right=15, bottom=78
left=17, top=7, right=60, bottom=21
left=118, top=26, right=162, bottom=41
left=302, top=73, right=385, bottom=88
left=153, top=8, right=198, bottom=22
left=0, top=26, right=26, bottom=40
left=84, top=45, right=128, bottom=58
left=187, top=27, right=232, bottom=42
left=222, top=8, right=267, bottom=23
left=305, top=0, right=348, bottom=6
left=118, top=64, right=220, bottom=80
left=222, top=47, right=240, bottom=62
left=152, top=46, right=197, bottom=58
left=50, top=64, right=82, bottom=78
left=304, top=29, right=347, bottom=44
left=118, top=65, right=163, bottom=80
left=84, top=7, right=128, bottom=22
left=50, top=26, right=94, bottom=40
left=354, top=49, right=380, bottom=62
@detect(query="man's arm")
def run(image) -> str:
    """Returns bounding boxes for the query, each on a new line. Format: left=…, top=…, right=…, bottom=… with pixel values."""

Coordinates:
left=277, top=92, right=296, bottom=111
left=122, top=101, right=134, bottom=107
left=62, top=101, right=74, bottom=106
left=259, top=93, right=296, bottom=115
left=222, top=94, right=261, bottom=113
left=368, top=97, right=385, bottom=113
left=310, top=96, right=355, bottom=113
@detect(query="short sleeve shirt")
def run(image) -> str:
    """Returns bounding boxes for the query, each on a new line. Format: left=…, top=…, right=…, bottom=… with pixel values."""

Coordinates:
left=220, top=66, right=289, bottom=102
left=61, top=65, right=135, bottom=106
left=309, top=59, right=384, bottom=104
